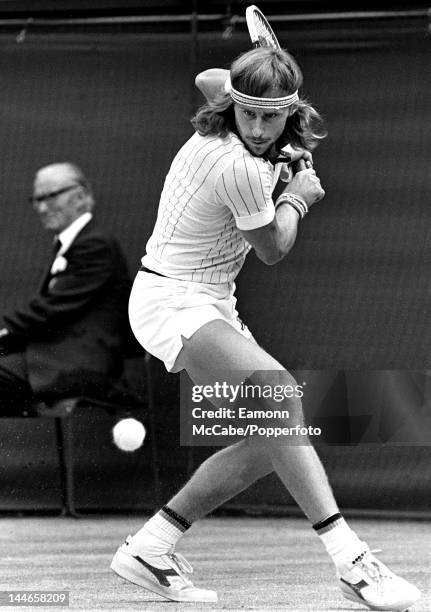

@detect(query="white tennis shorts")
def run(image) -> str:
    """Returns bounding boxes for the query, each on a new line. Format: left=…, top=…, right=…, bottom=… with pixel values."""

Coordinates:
left=128, top=271, right=253, bottom=372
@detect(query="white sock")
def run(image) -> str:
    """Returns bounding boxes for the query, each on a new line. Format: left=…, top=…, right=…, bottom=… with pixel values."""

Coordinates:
left=130, top=505, right=191, bottom=557
left=313, top=513, right=365, bottom=570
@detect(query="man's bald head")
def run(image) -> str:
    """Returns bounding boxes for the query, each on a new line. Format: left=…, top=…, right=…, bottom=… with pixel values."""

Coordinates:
left=32, top=162, right=95, bottom=234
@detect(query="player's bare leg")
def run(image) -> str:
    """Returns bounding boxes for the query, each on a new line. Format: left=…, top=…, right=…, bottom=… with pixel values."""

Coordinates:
left=114, top=319, right=421, bottom=610
left=166, top=439, right=273, bottom=521
left=169, top=320, right=340, bottom=522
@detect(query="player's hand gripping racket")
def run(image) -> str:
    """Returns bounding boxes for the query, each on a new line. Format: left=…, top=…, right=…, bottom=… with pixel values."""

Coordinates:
left=245, top=5, right=281, bottom=49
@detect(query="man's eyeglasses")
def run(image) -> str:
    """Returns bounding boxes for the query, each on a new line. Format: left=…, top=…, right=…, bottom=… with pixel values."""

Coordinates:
left=29, top=184, right=81, bottom=207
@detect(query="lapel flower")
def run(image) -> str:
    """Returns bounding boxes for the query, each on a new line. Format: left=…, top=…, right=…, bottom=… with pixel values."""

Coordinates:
left=51, top=255, right=68, bottom=275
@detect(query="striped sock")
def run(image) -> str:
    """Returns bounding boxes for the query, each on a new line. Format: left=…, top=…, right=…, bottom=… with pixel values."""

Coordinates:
left=130, top=506, right=191, bottom=557
left=313, top=513, right=364, bottom=569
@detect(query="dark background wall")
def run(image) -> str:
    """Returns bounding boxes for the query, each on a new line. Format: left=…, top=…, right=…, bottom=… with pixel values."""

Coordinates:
left=0, top=13, right=430, bottom=512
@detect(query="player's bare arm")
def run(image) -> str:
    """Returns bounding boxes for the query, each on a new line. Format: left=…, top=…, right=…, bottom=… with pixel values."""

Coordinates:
left=241, top=206, right=299, bottom=265
left=195, top=68, right=229, bottom=102
left=241, top=164, right=325, bottom=265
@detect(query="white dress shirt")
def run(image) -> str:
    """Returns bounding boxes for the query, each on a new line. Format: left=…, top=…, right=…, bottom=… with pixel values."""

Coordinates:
left=50, top=212, right=93, bottom=274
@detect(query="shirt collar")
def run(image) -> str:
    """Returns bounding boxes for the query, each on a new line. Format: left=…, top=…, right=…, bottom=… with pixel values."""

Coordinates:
left=56, top=212, right=93, bottom=255
left=267, top=144, right=294, bottom=165
left=232, top=131, right=293, bottom=165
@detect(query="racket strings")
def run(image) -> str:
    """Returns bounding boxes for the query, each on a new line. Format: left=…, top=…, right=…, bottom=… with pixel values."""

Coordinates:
left=252, top=12, right=278, bottom=48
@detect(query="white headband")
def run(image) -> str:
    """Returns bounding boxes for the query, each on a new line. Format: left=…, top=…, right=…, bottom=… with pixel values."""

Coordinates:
left=224, top=76, right=298, bottom=109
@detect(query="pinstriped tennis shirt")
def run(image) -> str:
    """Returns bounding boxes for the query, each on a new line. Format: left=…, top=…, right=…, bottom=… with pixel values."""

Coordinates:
left=142, top=131, right=289, bottom=285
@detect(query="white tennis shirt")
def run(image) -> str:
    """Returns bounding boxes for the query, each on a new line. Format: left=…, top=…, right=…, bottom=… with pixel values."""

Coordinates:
left=143, top=131, right=290, bottom=285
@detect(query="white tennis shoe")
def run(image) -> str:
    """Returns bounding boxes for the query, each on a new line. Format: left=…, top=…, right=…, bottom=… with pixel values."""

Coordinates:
left=110, top=536, right=218, bottom=603
left=338, top=544, right=420, bottom=611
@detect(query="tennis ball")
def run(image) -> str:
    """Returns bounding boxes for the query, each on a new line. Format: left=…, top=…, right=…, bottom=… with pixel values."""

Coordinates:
left=112, top=418, right=146, bottom=452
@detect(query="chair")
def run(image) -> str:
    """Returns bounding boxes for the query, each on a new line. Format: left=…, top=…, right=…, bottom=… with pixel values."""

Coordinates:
left=34, top=351, right=160, bottom=517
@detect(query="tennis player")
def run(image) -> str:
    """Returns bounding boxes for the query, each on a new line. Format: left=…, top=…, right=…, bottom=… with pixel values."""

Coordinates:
left=111, top=47, right=420, bottom=611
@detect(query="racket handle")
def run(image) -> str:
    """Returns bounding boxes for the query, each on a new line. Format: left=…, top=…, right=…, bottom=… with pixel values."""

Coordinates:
left=293, top=159, right=307, bottom=173
left=293, top=158, right=314, bottom=173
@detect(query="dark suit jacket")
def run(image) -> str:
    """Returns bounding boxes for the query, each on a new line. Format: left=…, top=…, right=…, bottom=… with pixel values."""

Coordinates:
left=1, top=218, right=132, bottom=398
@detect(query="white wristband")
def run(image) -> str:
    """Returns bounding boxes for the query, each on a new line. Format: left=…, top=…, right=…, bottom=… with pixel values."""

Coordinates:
left=275, top=193, right=308, bottom=218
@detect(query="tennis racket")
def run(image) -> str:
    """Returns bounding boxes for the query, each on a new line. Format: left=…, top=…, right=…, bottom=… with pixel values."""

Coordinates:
left=245, top=5, right=281, bottom=50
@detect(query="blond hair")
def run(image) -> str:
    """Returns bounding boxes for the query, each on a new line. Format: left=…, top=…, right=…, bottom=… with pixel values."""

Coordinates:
left=192, top=47, right=326, bottom=150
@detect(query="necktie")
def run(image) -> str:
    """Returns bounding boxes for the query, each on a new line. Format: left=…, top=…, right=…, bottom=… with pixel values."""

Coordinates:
left=53, top=237, right=61, bottom=255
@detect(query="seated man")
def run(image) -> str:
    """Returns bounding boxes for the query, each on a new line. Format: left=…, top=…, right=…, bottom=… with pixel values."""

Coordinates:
left=0, top=162, right=133, bottom=415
